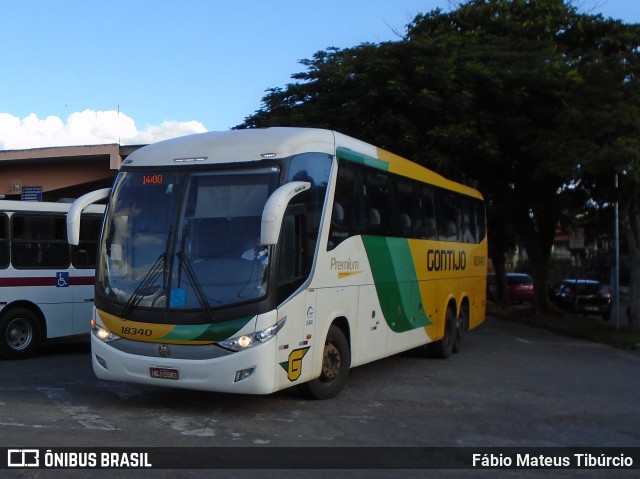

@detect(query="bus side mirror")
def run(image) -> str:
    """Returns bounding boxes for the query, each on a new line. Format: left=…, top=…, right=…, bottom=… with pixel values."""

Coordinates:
left=261, top=181, right=311, bottom=246
left=67, top=188, right=111, bottom=245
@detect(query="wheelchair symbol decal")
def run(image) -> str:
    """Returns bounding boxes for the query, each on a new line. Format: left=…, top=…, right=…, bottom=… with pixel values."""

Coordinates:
left=56, top=272, right=69, bottom=287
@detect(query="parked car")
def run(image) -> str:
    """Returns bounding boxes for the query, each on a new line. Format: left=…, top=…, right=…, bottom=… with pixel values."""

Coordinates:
left=549, top=279, right=611, bottom=320
left=487, top=273, right=535, bottom=303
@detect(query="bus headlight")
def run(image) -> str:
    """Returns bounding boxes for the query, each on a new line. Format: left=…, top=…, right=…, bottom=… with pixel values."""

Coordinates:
left=218, top=317, right=286, bottom=352
left=91, top=319, right=121, bottom=343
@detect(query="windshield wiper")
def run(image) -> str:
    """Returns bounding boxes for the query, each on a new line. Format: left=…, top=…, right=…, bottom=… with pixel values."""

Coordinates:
left=120, top=225, right=174, bottom=317
left=176, top=251, right=216, bottom=321
left=121, top=253, right=167, bottom=317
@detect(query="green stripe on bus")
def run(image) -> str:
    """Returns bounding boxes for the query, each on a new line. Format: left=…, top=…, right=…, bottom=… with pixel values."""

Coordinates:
left=160, top=316, right=254, bottom=342
left=336, top=147, right=389, bottom=171
left=361, top=236, right=431, bottom=333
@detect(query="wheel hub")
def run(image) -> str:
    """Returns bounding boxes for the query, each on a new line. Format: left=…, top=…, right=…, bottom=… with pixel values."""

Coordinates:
left=6, top=319, right=31, bottom=349
left=322, top=343, right=341, bottom=380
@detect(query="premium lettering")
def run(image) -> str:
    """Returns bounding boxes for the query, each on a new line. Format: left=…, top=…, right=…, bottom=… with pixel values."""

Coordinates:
left=330, top=257, right=360, bottom=271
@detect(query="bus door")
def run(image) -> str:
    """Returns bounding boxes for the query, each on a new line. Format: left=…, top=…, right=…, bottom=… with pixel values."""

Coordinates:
left=70, top=268, right=95, bottom=335
left=275, top=209, right=316, bottom=385
left=51, top=269, right=78, bottom=337
left=70, top=214, right=102, bottom=335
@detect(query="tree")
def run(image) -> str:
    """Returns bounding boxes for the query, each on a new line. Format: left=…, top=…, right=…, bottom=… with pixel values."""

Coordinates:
left=237, top=0, right=640, bottom=327
left=405, top=0, right=584, bottom=312
left=556, top=13, right=640, bottom=329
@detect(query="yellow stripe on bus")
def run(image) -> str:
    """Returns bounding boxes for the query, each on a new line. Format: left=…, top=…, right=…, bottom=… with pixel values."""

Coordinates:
left=97, top=309, right=175, bottom=342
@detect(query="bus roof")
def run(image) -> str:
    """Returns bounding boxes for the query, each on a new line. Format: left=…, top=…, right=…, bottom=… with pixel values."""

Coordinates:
left=122, top=127, right=482, bottom=200
left=0, top=200, right=105, bottom=215
left=123, top=128, right=337, bottom=168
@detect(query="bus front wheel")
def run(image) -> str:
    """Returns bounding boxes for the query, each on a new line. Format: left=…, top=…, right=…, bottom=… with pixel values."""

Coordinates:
left=300, top=324, right=350, bottom=400
left=0, top=308, right=42, bottom=360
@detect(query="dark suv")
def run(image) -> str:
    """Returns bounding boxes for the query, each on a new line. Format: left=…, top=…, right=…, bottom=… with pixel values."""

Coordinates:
left=550, top=279, right=611, bottom=320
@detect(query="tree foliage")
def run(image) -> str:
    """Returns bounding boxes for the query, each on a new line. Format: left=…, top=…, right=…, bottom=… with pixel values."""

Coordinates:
left=237, top=0, right=640, bottom=329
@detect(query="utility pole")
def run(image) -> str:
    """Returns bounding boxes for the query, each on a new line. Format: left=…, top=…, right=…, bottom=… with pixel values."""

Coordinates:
left=614, top=173, right=620, bottom=330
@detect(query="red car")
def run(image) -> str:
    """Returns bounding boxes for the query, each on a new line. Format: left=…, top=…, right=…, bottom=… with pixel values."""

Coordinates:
left=487, top=273, right=535, bottom=303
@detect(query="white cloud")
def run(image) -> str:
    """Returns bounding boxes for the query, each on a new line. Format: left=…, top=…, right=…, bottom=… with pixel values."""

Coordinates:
left=0, top=110, right=207, bottom=150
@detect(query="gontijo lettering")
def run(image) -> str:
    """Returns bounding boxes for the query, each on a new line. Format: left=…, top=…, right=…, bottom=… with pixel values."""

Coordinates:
left=427, top=249, right=467, bottom=271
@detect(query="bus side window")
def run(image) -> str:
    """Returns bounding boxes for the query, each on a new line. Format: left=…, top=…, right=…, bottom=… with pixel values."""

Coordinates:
left=365, top=170, right=393, bottom=236
left=287, top=152, right=332, bottom=264
left=0, top=214, right=8, bottom=269
left=464, top=197, right=478, bottom=243
left=437, top=191, right=461, bottom=242
left=474, top=199, right=486, bottom=242
left=287, top=153, right=332, bottom=236
left=329, top=159, right=366, bottom=250
left=395, top=178, right=419, bottom=238
left=73, top=216, right=102, bottom=268
left=277, top=211, right=307, bottom=302
left=11, top=214, right=70, bottom=269
left=419, top=186, right=438, bottom=240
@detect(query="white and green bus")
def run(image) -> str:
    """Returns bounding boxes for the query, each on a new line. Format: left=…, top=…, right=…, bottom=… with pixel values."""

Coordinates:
left=68, top=128, right=487, bottom=398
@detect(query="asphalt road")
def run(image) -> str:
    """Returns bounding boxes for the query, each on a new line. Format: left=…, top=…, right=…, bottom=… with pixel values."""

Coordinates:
left=1, top=314, right=638, bottom=477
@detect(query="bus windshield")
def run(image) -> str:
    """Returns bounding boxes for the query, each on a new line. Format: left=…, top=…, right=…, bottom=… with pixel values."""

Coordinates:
left=97, top=167, right=280, bottom=313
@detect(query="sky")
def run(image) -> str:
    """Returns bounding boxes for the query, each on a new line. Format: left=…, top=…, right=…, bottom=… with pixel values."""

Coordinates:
left=1, top=0, right=639, bottom=150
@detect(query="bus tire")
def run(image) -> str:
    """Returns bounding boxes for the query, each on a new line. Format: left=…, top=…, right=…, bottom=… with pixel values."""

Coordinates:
left=427, top=307, right=455, bottom=359
left=454, top=302, right=470, bottom=353
left=299, top=324, right=350, bottom=400
left=0, top=307, right=42, bottom=360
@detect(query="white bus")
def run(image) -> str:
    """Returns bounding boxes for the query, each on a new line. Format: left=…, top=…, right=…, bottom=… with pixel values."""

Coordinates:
left=68, top=128, right=487, bottom=398
left=0, top=200, right=104, bottom=359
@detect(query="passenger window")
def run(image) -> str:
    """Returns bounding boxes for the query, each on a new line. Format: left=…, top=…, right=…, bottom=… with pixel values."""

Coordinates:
left=474, top=199, right=486, bottom=242
left=0, top=215, right=8, bottom=269
left=419, top=187, right=438, bottom=240
left=329, top=159, right=366, bottom=250
left=395, top=179, right=415, bottom=238
left=328, top=157, right=486, bottom=246
left=437, top=192, right=461, bottom=241
left=12, top=214, right=70, bottom=268
left=287, top=152, right=332, bottom=257
left=365, top=170, right=392, bottom=236
left=73, top=216, right=102, bottom=268
left=277, top=211, right=307, bottom=302
left=458, top=197, right=476, bottom=243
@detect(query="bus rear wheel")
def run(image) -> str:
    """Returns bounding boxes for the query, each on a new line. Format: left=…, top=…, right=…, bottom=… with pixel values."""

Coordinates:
left=300, top=324, right=350, bottom=400
left=426, top=307, right=456, bottom=359
left=0, top=308, right=41, bottom=360
left=454, top=302, right=470, bottom=353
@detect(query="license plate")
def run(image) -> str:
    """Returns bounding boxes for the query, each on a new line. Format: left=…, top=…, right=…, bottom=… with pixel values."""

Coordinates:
left=584, top=306, right=598, bottom=311
left=150, top=367, right=179, bottom=380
